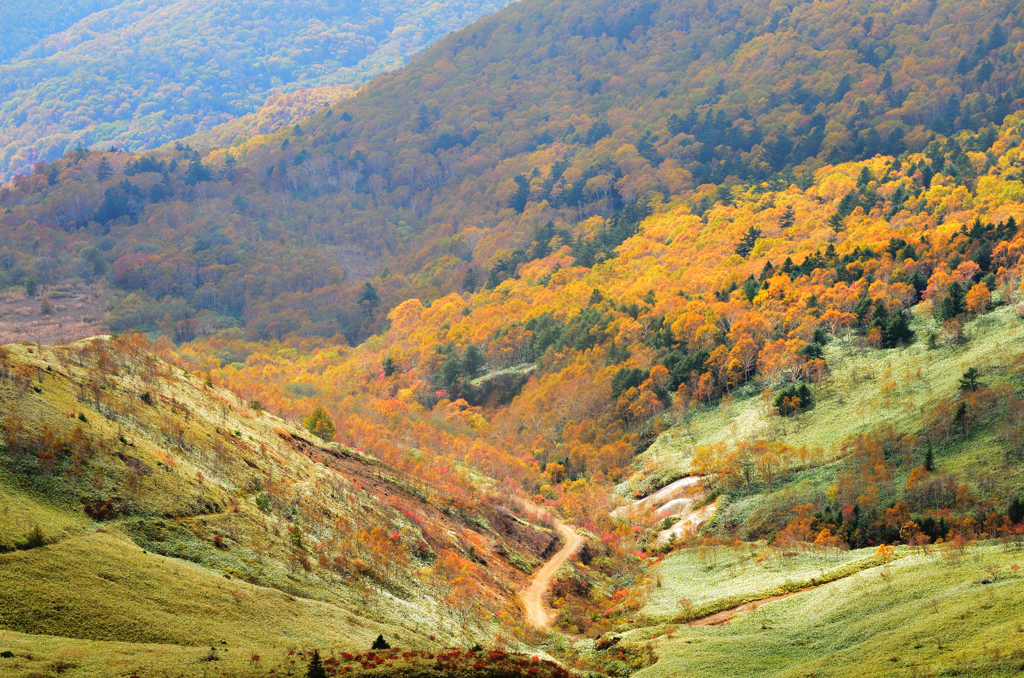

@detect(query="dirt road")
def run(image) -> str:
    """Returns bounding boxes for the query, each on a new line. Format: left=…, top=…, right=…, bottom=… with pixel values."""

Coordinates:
left=520, top=516, right=582, bottom=629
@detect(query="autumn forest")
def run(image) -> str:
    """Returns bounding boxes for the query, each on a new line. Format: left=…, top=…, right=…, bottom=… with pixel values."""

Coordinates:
left=2, top=0, right=1024, bottom=675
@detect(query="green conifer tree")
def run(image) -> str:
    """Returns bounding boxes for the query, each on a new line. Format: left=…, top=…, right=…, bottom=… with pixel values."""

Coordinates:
left=306, top=650, right=327, bottom=678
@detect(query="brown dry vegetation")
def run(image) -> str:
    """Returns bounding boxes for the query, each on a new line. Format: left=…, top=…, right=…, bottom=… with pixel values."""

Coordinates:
left=0, top=286, right=108, bottom=346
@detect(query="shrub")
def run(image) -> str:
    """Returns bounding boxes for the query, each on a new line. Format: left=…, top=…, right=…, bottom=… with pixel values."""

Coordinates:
left=17, top=526, right=47, bottom=550
left=774, top=384, right=813, bottom=416
left=371, top=635, right=391, bottom=650
left=255, top=492, right=272, bottom=513
left=81, top=497, right=129, bottom=521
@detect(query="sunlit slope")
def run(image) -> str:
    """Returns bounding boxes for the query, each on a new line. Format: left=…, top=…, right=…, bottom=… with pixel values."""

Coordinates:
left=0, top=336, right=558, bottom=656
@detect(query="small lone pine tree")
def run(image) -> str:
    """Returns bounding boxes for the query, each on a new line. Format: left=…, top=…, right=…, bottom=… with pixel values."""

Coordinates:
left=306, top=650, right=327, bottom=678
left=924, top=442, right=935, bottom=473
left=303, top=407, right=336, bottom=441
left=952, top=401, right=968, bottom=435
left=958, top=367, right=982, bottom=392
left=371, top=634, right=390, bottom=650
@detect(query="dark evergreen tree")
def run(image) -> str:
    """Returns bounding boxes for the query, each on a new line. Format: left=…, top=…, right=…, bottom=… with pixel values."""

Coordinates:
left=183, top=157, right=213, bottom=185
left=1009, top=497, right=1024, bottom=524
left=779, top=205, right=795, bottom=229
left=371, top=635, right=391, bottom=650
left=510, top=174, right=530, bottom=213
left=924, top=442, right=935, bottom=472
left=306, top=650, right=328, bottom=678
left=742, top=275, right=759, bottom=302
left=462, top=344, right=486, bottom=378
left=958, top=367, right=982, bottom=392
left=952, top=401, right=968, bottom=434
left=358, top=282, right=379, bottom=307
left=883, top=309, right=914, bottom=348
left=735, top=226, right=761, bottom=258
left=462, top=267, right=478, bottom=292
left=440, top=354, right=463, bottom=394
left=937, top=281, right=967, bottom=320
left=833, top=73, right=853, bottom=102
left=96, top=156, right=113, bottom=181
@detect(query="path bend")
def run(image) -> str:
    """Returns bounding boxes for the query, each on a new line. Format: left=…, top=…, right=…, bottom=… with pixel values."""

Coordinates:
left=520, top=517, right=582, bottom=630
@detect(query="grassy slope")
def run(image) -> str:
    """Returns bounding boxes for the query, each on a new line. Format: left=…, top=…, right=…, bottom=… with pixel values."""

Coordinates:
left=642, top=547, right=876, bottom=624
left=588, top=306, right=1024, bottom=676
left=0, top=531, right=407, bottom=649
left=622, top=306, right=1024, bottom=537
left=0, top=628, right=570, bottom=678
left=0, top=338, right=554, bottom=670
left=634, top=306, right=1024, bottom=477
left=630, top=543, right=1024, bottom=677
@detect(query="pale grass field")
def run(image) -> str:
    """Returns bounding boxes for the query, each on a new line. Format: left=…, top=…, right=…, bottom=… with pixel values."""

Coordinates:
left=629, top=542, right=1024, bottom=677
left=643, top=546, right=876, bottom=623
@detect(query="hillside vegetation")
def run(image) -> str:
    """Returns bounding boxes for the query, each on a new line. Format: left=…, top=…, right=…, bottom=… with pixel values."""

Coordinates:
left=2, top=0, right=1024, bottom=674
left=624, top=543, right=1024, bottom=677
left=6, top=0, right=1024, bottom=346
left=3, top=0, right=1024, bottom=344
left=0, top=0, right=120, bottom=64
left=0, top=336, right=573, bottom=664
left=0, top=0, right=510, bottom=178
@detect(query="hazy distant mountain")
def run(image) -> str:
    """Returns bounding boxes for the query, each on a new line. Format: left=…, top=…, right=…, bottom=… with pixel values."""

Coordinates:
left=0, top=0, right=509, bottom=179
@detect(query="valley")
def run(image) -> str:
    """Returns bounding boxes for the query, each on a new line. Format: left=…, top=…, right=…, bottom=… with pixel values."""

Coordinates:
left=2, top=0, right=1024, bottom=675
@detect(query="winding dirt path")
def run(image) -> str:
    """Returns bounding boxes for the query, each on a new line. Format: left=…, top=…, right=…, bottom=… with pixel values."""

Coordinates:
left=520, top=516, right=582, bottom=629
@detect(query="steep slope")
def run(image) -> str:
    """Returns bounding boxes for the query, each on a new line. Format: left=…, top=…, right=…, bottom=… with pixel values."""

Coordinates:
left=0, top=336, right=564, bottom=657
left=0, top=0, right=510, bottom=179
left=3, top=0, right=1024, bottom=344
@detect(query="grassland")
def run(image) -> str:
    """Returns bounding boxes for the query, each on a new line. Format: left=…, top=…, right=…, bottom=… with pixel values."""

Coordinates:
left=583, top=305, right=1024, bottom=676
left=621, top=542, right=1024, bottom=677
left=632, top=306, right=1024, bottom=478
left=643, top=546, right=880, bottom=624
left=0, top=631, right=569, bottom=677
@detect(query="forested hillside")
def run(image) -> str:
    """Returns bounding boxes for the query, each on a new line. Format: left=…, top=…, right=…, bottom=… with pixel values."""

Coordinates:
left=0, top=0, right=120, bottom=63
left=3, top=0, right=1024, bottom=673
left=0, top=0, right=509, bottom=179
left=168, top=112, right=1024, bottom=662
left=2, top=0, right=1023, bottom=346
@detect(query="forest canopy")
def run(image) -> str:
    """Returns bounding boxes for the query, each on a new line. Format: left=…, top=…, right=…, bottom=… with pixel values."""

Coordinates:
left=2, top=0, right=1024, bottom=347
left=0, top=0, right=510, bottom=179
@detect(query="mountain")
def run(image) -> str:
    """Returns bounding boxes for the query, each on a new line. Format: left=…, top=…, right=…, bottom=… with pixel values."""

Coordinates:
left=0, top=0, right=121, bottom=63
left=3, top=0, right=1024, bottom=674
left=2, top=0, right=1022, bottom=346
left=0, top=0, right=510, bottom=179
